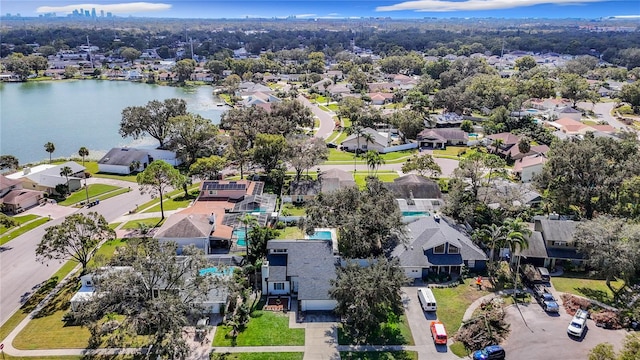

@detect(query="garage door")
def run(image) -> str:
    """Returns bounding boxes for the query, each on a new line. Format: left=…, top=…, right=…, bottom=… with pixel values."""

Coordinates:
left=301, top=300, right=337, bottom=311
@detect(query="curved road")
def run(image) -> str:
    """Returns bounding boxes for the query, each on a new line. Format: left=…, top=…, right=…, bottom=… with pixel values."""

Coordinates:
left=298, top=94, right=336, bottom=139
left=0, top=180, right=152, bottom=326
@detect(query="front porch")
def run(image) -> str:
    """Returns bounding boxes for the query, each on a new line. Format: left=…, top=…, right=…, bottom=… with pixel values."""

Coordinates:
left=264, top=296, right=291, bottom=312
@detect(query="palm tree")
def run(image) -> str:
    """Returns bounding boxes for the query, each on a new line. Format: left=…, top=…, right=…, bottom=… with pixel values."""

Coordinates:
left=239, top=213, right=258, bottom=289
left=517, top=137, right=531, bottom=155
left=365, top=150, right=385, bottom=176
left=476, top=223, right=508, bottom=279
left=44, top=142, right=55, bottom=164
left=502, top=218, right=532, bottom=258
left=59, top=166, right=73, bottom=195
left=491, top=138, right=504, bottom=155
left=129, top=160, right=141, bottom=173
left=78, top=147, right=89, bottom=166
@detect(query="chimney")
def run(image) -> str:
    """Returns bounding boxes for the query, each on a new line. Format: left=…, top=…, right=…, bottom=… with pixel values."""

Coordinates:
left=23, top=167, right=31, bottom=175
left=208, top=213, right=216, bottom=224
left=434, top=214, right=441, bottom=223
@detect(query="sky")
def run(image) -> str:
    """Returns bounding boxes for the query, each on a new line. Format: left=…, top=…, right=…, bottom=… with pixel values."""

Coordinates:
left=2, top=0, right=639, bottom=19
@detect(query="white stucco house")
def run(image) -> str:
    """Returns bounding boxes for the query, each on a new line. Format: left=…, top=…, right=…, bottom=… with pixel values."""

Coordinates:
left=513, top=154, right=548, bottom=183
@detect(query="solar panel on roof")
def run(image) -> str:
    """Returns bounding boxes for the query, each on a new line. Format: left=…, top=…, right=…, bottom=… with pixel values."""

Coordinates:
left=203, top=181, right=247, bottom=191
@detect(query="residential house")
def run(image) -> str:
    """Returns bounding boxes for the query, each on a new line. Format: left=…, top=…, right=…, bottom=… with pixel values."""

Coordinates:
left=327, top=83, right=352, bottom=97
left=341, top=127, right=389, bottom=153
left=478, top=180, right=543, bottom=209
left=7, top=162, right=85, bottom=195
left=513, top=154, right=548, bottom=183
left=485, top=132, right=521, bottom=157
left=261, top=239, right=339, bottom=311
left=326, top=70, right=344, bottom=80
left=368, top=92, right=394, bottom=105
left=553, top=106, right=582, bottom=121
left=237, top=82, right=273, bottom=96
left=98, top=148, right=150, bottom=174
left=368, top=82, right=396, bottom=93
left=241, top=92, right=281, bottom=107
left=506, top=144, right=550, bottom=161
left=0, top=175, right=44, bottom=213
left=417, top=128, right=468, bottom=149
left=392, top=74, right=417, bottom=89
left=432, top=112, right=464, bottom=128
left=387, top=175, right=444, bottom=216
left=288, top=169, right=356, bottom=204
left=518, top=216, right=582, bottom=269
left=155, top=180, right=276, bottom=254
left=549, top=118, right=591, bottom=135
left=98, top=148, right=182, bottom=175
left=392, top=215, right=487, bottom=279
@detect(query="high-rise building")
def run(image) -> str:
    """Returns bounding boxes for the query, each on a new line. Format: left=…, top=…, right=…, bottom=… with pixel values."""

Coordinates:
left=100, top=10, right=104, bottom=17
left=91, top=8, right=96, bottom=18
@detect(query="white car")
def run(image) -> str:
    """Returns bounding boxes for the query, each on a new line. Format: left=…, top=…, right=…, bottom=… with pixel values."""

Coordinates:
left=567, top=309, right=589, bottom=337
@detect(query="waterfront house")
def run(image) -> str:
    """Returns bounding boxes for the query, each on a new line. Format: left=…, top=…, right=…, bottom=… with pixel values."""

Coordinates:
left=6, top=162, right=85, bottom=195
left=0, top=175, right=44, bottom=213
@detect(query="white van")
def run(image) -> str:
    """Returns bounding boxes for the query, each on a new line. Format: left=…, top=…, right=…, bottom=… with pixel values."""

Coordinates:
left=417, top=288, right=437, bottom=312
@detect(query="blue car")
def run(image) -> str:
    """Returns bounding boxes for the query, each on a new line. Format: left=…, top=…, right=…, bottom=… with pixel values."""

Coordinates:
left=473, top=345, right=506, bottom=360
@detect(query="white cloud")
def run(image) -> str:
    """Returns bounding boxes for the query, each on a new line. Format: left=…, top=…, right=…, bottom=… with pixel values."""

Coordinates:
left=376, top=0, right=605, bottom=12
left=36, top=2, right=171, bottom=14
left=295, top=14, right=317, bottom=18
left=612, top=14, right=640, bottom=18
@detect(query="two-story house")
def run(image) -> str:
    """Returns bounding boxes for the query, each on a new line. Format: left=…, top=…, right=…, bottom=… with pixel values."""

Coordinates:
left=261, top=239, right=339, bottom=312
left=392, top=215, right=487, bottom=280
left=0, top=174, right=44, bottom=213
left=518, top=216, right=582, bottom=269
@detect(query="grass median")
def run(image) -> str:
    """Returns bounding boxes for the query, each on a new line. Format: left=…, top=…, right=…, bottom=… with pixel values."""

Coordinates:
left=0, top=217, right=50, bottom=246
left=57, top=184, right=121, bottom=206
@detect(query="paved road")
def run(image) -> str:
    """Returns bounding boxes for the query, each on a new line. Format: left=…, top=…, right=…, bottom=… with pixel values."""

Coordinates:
left=503, top=301, right=628, bottom=360
left=0, top=182, right=152, bottom=326
left=298, top=94, right=336, bottom=140
left=578, top=101, right=627, bottom=130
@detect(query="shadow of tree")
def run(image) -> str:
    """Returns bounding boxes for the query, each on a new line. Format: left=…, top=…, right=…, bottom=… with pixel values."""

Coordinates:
left=34, top=279, right=79, bottom=318
left=575, top=287, right=613, bottom=305
left=20, top=276, right=60, bottom=313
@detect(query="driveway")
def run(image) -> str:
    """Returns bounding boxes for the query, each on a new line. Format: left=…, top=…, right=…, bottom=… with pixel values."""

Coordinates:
left=401, top=287, right=459, bottom=360
left=503, top=302, right=628, bottom=360
left=578, top=101, right=627, bottom=130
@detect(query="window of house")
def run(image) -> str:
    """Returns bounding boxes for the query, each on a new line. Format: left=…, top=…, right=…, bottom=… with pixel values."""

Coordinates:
left=448, top=244, right=460, bottom=254
left=434, top=244, right=445, bottom=254
left=274, top=282, right=285, bottom=290
left=467, top=260, right=475, bottom=268
left=272, top=248, right=287, bottom=253
left=411, top=269, right=419, bottom=273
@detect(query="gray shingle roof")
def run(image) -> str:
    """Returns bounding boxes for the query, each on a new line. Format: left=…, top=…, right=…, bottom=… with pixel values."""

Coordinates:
left=267, top=240, right=337, bottom=301
left=98, top=148, right=149, bottom=166
left=342, top=127, right=388, bottom=147
left=385, top=174, right=442, bottom=200
left=269, top=266, right=287, bottom=281
left=392, top=216, right=487, bottom=268
left=519, top=231, right=548, bottom=258
left=536, top=219, right=577, bottom=243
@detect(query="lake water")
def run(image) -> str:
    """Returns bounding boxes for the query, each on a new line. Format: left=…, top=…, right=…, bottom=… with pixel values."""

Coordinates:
left=0, top=80, right=226, bottom=164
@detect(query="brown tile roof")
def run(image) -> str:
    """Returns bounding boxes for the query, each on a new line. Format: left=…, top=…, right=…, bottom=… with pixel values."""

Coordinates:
left=0, top=175, right=21, bottom=189
left=178, top=201, right=234, bottom=240
left=1, top=189, right=43, bottom=205
left=487, top=132, right=521, bottom=145
left=513, top=154, right=547, bottom=173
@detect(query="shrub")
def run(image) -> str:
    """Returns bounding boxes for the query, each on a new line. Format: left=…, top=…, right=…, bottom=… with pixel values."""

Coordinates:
left=618, top=104, right=634, bottom=115
left=275, top=221, right=286, bottom=229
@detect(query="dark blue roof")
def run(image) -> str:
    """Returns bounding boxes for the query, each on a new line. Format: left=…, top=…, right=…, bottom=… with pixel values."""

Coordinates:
left=267, top=254, right=287, bottom=266
left=425, top=252, right=463, bottom=266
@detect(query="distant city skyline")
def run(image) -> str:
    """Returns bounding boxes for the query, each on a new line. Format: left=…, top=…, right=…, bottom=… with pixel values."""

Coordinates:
left=2, top=0, right=639, bottom=19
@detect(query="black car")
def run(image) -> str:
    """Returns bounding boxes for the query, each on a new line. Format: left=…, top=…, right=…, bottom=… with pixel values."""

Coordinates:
left=326, top=142, right=338, bottom=148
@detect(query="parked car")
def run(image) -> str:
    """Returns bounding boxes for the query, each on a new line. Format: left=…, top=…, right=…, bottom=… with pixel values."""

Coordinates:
left=326, top=142, right=338, bottom=148
left=430, top=320, right=448, bottom=345
left=533, top=285, right=559, bottom=313
left=567, top=309, right=589, bottom=337
left=473, top=345, right=506, bottom=360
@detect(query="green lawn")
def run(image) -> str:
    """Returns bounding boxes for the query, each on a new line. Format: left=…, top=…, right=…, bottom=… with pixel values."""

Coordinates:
left=121, top=217, right=164, bottom=230
left=88, top=238, right=129, bottom=268
left=0, top=214, right=39, bottom=235
left=327, top=148, right=359, bottom=162
left=325, top=149, right=417, bottom=164
left=327, top=104, right=339, bottom=111
left=551, top=273, right=621, bottom=305
left=354, top=172, right=399, bottom=188
left=432, top=281, right=490, bottom=334
left=93, top=172, right=139, bottom=183
left=340, top=352, right=418, bottom=360
left=277, top=226, right=305, bottom=239
left=338, top=314, right=413, bottom=346
left=432, top=146, right=478, bottom=160
left=213, top=304, right=305, bottom=346
left=142, top=192, right=198, bottom=213
left=209, top=354, right=304, bottom=360
left=0, top=217, right=50, bottom=246
left=281, top=203, right=306, bottom=216
left=0, top=259, right=79, bottom=345
left=58, top=184, right=121, bottom=206
left=135, top=184, right=200, bottom=213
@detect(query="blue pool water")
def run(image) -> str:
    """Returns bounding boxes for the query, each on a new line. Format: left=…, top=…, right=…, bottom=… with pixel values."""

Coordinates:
left=308, top=231, right=333, bottom=240
left=526, top=109, right=540, bottom=113
left=402, top=211, right=431, bottom=217
left=468, top=133, right=478, bottom=137
left=199, top=267, right=234, bottom=276
left=234, top=229, right=247, bottom=247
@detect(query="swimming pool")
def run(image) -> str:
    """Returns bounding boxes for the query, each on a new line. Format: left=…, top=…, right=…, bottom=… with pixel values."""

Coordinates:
left=233, top=229, right=247, bottom=247
left=468, top=133, right=478, bottom=137
left=199, top=267, right=234, bottom=276
left=307, top=231, right=333, bottom=240
left=402, top=211, right=431, bottom=217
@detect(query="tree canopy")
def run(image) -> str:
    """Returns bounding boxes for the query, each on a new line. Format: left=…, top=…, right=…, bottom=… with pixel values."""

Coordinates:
left=304, top=177, right=405, bottom=258
left=119, top=98, right=187, bottom=149
left=36, top=212, right=115, bottom=274
left=167, top=113, right=219, bottom=165
left=136, top=160, right=185, bottom=219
